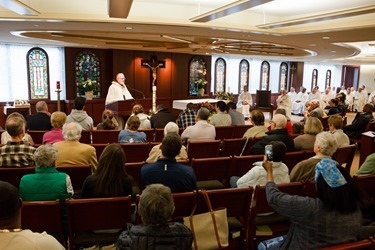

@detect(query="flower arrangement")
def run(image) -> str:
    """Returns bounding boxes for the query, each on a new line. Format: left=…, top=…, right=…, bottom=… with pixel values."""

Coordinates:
left=195, top=68, right=208, bottom=90
left=79, top=78, right=97, bottom=92
left=199, top=101, right=215, bottom=115
left=215, top=92, right=234, bottom=102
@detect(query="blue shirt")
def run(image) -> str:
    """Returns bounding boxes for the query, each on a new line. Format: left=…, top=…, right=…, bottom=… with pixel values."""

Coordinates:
left=118, top=130, right=147, bottom=143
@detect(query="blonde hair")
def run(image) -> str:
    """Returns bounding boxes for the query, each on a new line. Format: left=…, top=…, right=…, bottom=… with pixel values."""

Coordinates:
left=51, top=112, right=67, bottom=128
left=304, top=117, right=323, bottom=135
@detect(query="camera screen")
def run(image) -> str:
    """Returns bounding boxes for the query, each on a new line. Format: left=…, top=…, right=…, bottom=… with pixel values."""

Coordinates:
left=265, top=145, right=273, bottom=161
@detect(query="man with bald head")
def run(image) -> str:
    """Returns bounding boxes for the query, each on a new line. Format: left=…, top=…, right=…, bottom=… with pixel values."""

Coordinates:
left=26, top=101, right=52, bottom=130
left=105, top=73, right=134, bottom=106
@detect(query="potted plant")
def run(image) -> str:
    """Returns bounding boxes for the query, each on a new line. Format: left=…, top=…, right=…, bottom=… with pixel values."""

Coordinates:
left=79, top=78, right=97, bottom=100
left=195, top=68, right=208, bottom=97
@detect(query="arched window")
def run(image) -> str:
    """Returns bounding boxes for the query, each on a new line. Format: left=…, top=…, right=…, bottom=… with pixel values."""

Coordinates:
left=260, top=61, right=270, bottom=90
left=325, top=70, right=332, bottom=89
left=279, top=62, right=288, bottom=91
left=189, top=56, right=206, bottom=96
left=75, top=51, right=101, bottom=97
left=238, top=59, right=249, bottom=93
left=27, top=47, right=50, bottom=100
left=311, top=69, right=318, bottom=90
left=214, top=58, right=226, bottom=93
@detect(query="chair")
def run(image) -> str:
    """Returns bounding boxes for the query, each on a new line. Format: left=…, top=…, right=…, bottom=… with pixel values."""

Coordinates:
left=80, top=130, right=92, bottom=144
left=197, top=187, right=254, bottom=250
left=187, top=140, right=221, bottom=160
left=241, top=137, right=263, bottom=156
left=301, top=180, right=317, bottom=198
left=120, top=143, right=150, bottom=163
left=215, top=126, right=234, bottom=140
left=353, top=174, right=375, bottom=200
left=171, top=191, right=197, bottom=221
left=27, top=130, right=48, bottom=144
left=229, top=155, right=263, bottom=178
left=319, top=237, right=375, bottom=250
left=319, top=116, right=330, bottom=131
left=154, top=128, right=165, bottom=142
left=91, top=130, right=120, bottom=144
left=220, top=138, right=247, bottom=157
left=191, top=156, right=232, bottom=189
left=138, top=129, right=154, bottom=142
left=91, top=143, right=108, bottom=159
left=56, top=165, right=92, bottom=193
left=22, top=200, right=65, bottom=246
left=332, top=143, right=357, bottom=172
left=248, top=182, right=304, bottom=249
left=66, top=196, right=132, bottom=249
left=350, top=121, right=375, bottom=145
left=233, top=125, right=253, bottom=138
left=253, top=90, right=274, bottom=120
left=282, top=150, right=309, bottom=173
left=0, top=166, right=35, bottom=187
left=125, top=161, right=145, bottom=194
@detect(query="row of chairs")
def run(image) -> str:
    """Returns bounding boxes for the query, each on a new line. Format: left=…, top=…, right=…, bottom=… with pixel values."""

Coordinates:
left=20, top=174, right=375, bottom=250
left=26, top=124, right=253, bottom=144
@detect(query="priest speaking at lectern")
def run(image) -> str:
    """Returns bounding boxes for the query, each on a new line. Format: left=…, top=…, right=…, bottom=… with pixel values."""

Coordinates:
left=105, top=73, right=134, bottom=106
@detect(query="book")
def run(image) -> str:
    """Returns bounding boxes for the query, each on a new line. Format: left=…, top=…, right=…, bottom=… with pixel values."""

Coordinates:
left=256, top=225, right=273, bottom=236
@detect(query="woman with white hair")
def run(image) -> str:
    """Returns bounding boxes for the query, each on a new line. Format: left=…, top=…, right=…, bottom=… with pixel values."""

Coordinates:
left=146, top=122, right=187, bottom=163
left=19, top=144, right=74, bottom=201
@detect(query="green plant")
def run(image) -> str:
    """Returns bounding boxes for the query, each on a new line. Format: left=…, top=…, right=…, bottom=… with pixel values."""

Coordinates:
left=195, top=68, right=207, bottom=89
left=215, top=92, right=234, bottom=102
left=79, top=78, right=97, bottom=92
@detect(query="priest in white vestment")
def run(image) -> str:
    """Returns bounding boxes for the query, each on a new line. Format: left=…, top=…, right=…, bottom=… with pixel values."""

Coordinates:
left=237, top=86, right=253, bottom=119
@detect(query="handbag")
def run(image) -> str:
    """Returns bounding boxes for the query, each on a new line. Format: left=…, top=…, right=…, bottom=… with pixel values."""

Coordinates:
left=183, top=190, right=229, bottom=250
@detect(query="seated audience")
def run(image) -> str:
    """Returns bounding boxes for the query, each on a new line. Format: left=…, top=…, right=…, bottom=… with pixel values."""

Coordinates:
left=117, top=184, right=192, bottom=249
left=325, top=98, right=340, bottom=116
left=0, top=181, right=65, bottom=249
left=125, top=104, right=151, bottom=130
left=250, top=114, right=295, bottom=154
left=19, top=144, right=73, bottom=201
left=260, top=158, right=364, bottom=249
left=66, top=97, right=94, bottom=131
left=96, top=109, right=119, bottom=130
left=54, top=122, right=98, bottom=171
left=177, top=103, right=197, bottom=129
left=227, top=102, right=245, bottom=125
left=81, top=143, right=132, bottom=198
left=42, top=111, right=66, bottom=144
left=118, top=116, right=147, bottom=143
left=230, top=141, right=289, bottom=188
left=150, top=104, right=176, bottom=129
left=141, top=133, right=197, bottom=193
left=243, top=110, right=268, bottom=139
left=328, top=115, right=350, bottom=147
left=0, top=115, right=35, bottom=167
left=355, top=153, right=375, bottom=176
left=291, top=87, right=308, bottom=116
left=146, top=122, right=188, bottom=163
left=1, top=112, right=34, bottom=146
left=294, top=117, right=323, bottom=150
left=237, top=85, right=252, bottom=119
left=290, top=132, right=337, bottom=182
left=26, top=101, right=52, bottom=131
left=268, top=109, right=292, bottom=134
left=344, top=103, right=374, bottom=139
left=209, top=101, right=232, bottom=126
left=181, top=107, right=215, bottom=142
left=292, top=99, right=324, bottom=134
left=276, top=89, right=292, bottom=118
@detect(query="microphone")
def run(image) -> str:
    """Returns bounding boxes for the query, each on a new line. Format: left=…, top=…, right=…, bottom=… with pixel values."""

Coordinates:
left=126, top=84, right=145, bottom=99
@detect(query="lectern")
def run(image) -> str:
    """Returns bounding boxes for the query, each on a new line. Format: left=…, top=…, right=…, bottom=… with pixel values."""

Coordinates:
left=106, top=99, right=152, bottom=117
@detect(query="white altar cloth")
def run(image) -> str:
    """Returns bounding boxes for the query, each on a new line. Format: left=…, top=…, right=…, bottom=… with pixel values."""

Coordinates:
left=172, top=98, right=219, bottom=110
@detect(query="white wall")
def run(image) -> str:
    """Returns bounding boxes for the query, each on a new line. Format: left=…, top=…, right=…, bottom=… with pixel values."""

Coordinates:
left=359, top=65, right=375, bottom=93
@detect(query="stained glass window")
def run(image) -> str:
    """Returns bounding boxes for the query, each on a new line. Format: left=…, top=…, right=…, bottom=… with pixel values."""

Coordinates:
left=325, top=70, right=331, bottom=89
left=27, top=47, right=50, bottom=100
left=238, top=59, right=249, bottom=93
left=260, top=61, right=270, bottom=90
left=312, top=69, right=318, bottom=89
left=279, top=62, right=288, bottom=91
left=75, top=51, right=101, bottom=97
left=189, top=56, right=206, bottom=96
left=215, top=58, right=226, bottom=93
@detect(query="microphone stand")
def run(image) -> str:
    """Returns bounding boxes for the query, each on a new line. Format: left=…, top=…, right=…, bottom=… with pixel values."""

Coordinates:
left=126, top=85, right=145, bottom=99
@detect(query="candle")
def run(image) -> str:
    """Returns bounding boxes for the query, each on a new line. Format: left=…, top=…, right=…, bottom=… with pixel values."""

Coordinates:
left=56, top=81, right=60, bottom=90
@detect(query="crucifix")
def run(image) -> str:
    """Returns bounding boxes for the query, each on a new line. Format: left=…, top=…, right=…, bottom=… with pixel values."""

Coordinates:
left=290, top=64, right=296, bottom=88
left=141, top=55, right=166, bottom=112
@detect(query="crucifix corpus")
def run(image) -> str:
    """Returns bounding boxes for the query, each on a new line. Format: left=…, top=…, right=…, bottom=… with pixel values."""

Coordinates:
left=141, top=55, right=166, bottom=112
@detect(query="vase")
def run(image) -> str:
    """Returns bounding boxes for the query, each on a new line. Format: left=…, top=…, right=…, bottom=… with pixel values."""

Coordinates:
left=198, top=88, right=205, bottom=97
left=85, top=91, right=93, bottom=100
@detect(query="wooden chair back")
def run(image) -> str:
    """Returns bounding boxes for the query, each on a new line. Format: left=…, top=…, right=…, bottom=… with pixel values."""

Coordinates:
left=353, top=174, right=375, bottom=200
left=90, top=143, right=108, bottom=160
left=80, top=130, right=92, bottom=144
left=56, top=165, right=92, bottom=192
left=125, top=161, right=145, bottom=194
left=187, top=139, right=221, bottom=160
left=301, top=180, right=317, bottom=198
left=283, top=150, right=309, bottom=173
left=138, top=129, right=155, bottom=142
left=66, top=196, right=132, bottom=249
left=0, top=166, right=35, bottom=188
left=332, top=143, right=357, bottom=172
left=91, top=130, right=120, bottom=144
left=154, top=128, right=164, bottom=142
left=241, top=137, right=263, bottom=156
left=232, top=125, right=253, bottom=138
left=220, top=138, right=247, bottom=157
left=120, top=143, right=150, bottom=163
left=22, top=200, right=65, bottom=246
left=171, top=191, right=197, bottom=221
left=215, top=126, right=234, bottom=140
left=230, top=155, right=263, bottom=178
left=27, top=130, right=48, bottom=144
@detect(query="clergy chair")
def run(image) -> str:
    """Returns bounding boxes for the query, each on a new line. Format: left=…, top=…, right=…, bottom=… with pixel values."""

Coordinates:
left=253, top=90, right=274, bottom=120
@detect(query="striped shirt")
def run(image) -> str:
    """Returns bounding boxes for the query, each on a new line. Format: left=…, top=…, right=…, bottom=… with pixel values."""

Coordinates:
left=0, top=141, right=35, bottom=167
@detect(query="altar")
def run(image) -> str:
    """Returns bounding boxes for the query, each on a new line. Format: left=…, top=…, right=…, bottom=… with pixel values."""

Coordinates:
left=172, top=98, right=219, bottom=110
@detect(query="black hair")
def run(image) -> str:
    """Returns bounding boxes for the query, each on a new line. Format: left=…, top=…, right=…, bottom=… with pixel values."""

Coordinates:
left=216, top=101, right=228, bottom=112
left=268, top=141, right=287, bottom=162
left=74, top=97, right=86, bottom=110
left=227, top=102, right=237, bottom=110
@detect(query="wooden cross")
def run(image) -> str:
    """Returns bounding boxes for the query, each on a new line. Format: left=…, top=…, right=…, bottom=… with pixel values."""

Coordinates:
left=141, top=55, right=166, bottom=88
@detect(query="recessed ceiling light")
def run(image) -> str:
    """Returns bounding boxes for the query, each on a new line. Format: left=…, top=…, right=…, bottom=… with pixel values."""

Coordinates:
left=124, top=26, right=133, bottom=30
left=322, top=36, right=330, bottom=40
left=331, top=51, right=336, bottom=53
left=33, top=24, right=39, bottom=27
left=309, top=44, right=316, bottom=47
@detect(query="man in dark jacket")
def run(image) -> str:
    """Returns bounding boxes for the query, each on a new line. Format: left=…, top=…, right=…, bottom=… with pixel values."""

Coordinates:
left=344, top=103, right=374, bottom=139
left=250, top=114, right=295, bottom=154
left=26, top=101, right=52, bottom=130
left=150, top=104, right=176, bottom=128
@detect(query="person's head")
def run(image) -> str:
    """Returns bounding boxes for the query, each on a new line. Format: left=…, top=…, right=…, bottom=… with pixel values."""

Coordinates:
left=290, top=87, right=295, bottom=92
left=304, top=117, right=323, bottom=135
left=36, top=101, right=48, bottom=113
left=302, top=87, right=307, bottom=93
left=74, top=97, right=86, bottom=110
left=243, top=86, right=248, bottom=92
left=95, top=143, right=128, bottom=196
left=363, top=103, right=374, bottom=113
left=325, top=88, right=330, bottom=94
left=127, top=115, right=141, bottom=131
left=116, top=73, right=126, bottom=84
left=5, top=116, right=25, bottom=138
left=271, top=114, right=287, bottom=130
left=275, top=108, right=289, bottom=120
left=164, top=122, right=179, bottom=136
left=161, top=133, right=182, bottom=159
left=315, top=158, right=360, bottom=213
left=138, top=184, right=175, bottom=225
left=156, top=104, right=167, bottom=112
left=216, top=101, right=227, bottom=112
left=350, top=87, right=355, bottom=92
left=100, top=109, right=117, bottom=129
left=312, top=86, right=318, bottom=94
left=328, top=114, right=343, bottom=131
left=227, top=102, right=237, bottom=110
left=310, top=99, right=320, bottom=109
left=34, top=144, right=57, bottom=168
left=132, top=104, right=144, bottom=115
left=197, top=107, right=210, bottom=121
left=186, top=103, right=196, bottom=111
left=0, top=181, right=22, bottom=228
left=62, top=122, right=82, bottom=141
left=314, top=131, right=338, bottom=156
left=328, top=98, right=338, bottom=107
left=281, top=89, right=287, bottom=95
left=50, top=111, right=67, bottom=128
left=266, top=141, right=287, bottom=162
left=250, top=110, right=265, bottom=126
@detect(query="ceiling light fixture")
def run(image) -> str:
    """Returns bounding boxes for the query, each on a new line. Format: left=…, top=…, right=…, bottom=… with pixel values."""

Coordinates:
left=0, top=0, right=40, bottom=16
left=161, top=35, right=192, bottom=44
